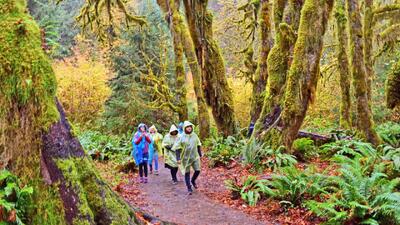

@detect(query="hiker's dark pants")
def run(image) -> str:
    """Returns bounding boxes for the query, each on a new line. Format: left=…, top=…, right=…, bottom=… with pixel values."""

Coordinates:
left=139, top=162, right=148, bottom=177
left=166, top=164, right=178, bottom=182
left=185, top=170, right=200, bottom=190
left=171, top=167, right=178, bottom=182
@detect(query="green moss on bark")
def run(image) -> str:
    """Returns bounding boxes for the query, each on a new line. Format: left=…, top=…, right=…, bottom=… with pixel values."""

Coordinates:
left=334, top=0, right=352, bottom=129
left=386, top=60, right=400, bottom=110
left=280, top=0, right=334, bottom=150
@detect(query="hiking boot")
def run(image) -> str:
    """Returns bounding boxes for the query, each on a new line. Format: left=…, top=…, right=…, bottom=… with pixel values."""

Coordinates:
left=191, top=180, right=198, bottom=189
left=154, top=170, right=159, bottom=175
left=187, top=188, right=193, bottom=195
left=139, top=177, right=144, bottom=183
left=172, top=180, right=178, bottom=185
left=144, top=177, right=148, bottom=183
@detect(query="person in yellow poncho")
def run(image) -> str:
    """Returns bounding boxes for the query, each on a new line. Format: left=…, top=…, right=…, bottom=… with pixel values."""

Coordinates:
left=149, top=125, right=163, bottom=175
left=172, top=121, right=202, bottom=194
left=162, top=125, right=180, bottom=184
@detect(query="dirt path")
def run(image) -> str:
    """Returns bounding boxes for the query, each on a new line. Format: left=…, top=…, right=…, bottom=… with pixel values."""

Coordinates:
left=136, top=160, right=267, bottom=225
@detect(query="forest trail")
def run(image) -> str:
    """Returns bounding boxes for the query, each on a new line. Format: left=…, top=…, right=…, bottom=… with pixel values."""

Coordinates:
left=134, top=160, right=267, bottom=225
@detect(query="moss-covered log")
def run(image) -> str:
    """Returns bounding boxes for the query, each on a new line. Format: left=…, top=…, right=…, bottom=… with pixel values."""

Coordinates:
left=183, top=0, right=237, bottom=136
left=250, top=0, right=273, bottom=124
left=0, top=2, right=173, bottom=224
left=346, top=0, right=380, bottom=145
left=279, top=0, right=334, bottom=150
left=334, top=0, right=352, bottom=129
left=157, top=0, right=210, bottom=139
left=252, top=0, right=304, bottom=146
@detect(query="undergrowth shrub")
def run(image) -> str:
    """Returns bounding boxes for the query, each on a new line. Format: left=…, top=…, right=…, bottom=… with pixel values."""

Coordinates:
left=0, top=170, right=33, bottom=225
left=376, top=122, right=400, bottom=148
left=78, top=130, right=132, bottom=163
left=241, top=140, right=297, bottom=171
left=306, top=154, right=400, bottom=224
left=225, top=175, right=272, bottom=207
left=292, top=138, right=318, bottom=161
left=205, top=136, right=245, bottom=167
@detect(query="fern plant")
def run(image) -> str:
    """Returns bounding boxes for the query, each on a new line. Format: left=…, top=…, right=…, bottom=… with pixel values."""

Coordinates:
left=0, top=170, right=33, bottom=225
left=376, top=122, right=400, bottom=148
left=262, top=146, right=298, bottom=171
left=264, top=166, right=330, bottom=207
left=205, top=135, right=244, bottom=167
left=306, top=155, right=400, bottom=224
left=225, top=175, right=273, bottom=207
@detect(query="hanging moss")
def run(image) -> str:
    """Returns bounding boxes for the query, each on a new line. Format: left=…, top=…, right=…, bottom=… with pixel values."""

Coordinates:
left=386, top=60, right=400, bottom=110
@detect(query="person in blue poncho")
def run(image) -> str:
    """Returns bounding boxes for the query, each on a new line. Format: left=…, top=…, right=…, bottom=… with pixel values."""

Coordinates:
left=178, top=122, right=184, bottom=135
left=131, top=123, right=152, bottom=183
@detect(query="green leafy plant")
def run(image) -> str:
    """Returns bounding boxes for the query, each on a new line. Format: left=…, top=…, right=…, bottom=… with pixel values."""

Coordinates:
left=225, top=175, right=273, bottom=207
left=241, top=140, right=297, bottom=171
left=78, top=130, right=132, bottom=162
left=0, top=170, right=33, bottom=225
left=241, top=139, right=268, bottom=168
left=306, top=155, right=400, bottom=225
left=376, top=122, right=400, bottom=148
left=292, top=138, right=318, bottom=161
left=264, top=166, right=330, bottom=207
left=205, top=136, right=245, bottom=167
left=319, top=139, right=377, bottom=159
left=262, top=147, right=298, bottom=171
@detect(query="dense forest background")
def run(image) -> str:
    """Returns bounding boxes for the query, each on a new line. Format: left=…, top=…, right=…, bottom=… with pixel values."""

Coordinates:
left=1, top=0, right=400, bottom=224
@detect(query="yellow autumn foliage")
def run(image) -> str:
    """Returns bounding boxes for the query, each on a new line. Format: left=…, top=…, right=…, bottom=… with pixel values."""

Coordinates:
left=53, top=53, right=111, bottom=126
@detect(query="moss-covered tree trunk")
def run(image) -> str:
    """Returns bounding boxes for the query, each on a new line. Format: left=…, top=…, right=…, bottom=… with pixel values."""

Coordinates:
left=157, top=0, right=210, bottom=139
left=250, top=0, right=273, bottom=124
left=335, top=0, right=352, bottom=129
left=252, top=0, right=304, bottom=144
left=386, top=60, right=400, bottom=122
left=279, top=0, right=334, bottom=150
left=183, top=0, right=237, bottom=136
left=346, top=0, right=380, bottom=145
left=363, top=0, right=374, bottom=102
left=0, top=2, right=172, bottom=224
left=166, top=0, right=188, bottom=121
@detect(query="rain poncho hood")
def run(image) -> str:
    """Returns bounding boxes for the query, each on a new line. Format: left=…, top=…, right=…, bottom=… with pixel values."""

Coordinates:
left=149, top=125, right=163, bottom=161
left=131, top=123, right=151, bottom=165
left=163, top=125, right=180, bottom=168
left=169, top=125, right=179, bottom=134
left=149, top=125, right=157, bottom=133
left=172, top=121, right=202, bottom=174
left=183, top=121, right=194, bottom=129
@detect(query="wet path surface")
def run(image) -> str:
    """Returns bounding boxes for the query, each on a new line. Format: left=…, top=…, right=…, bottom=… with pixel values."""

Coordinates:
left=137, top=160, right=266, bottom=225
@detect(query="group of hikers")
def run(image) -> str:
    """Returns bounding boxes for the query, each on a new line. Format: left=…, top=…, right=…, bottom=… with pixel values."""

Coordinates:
left=131, top=121, right=202, bottom=195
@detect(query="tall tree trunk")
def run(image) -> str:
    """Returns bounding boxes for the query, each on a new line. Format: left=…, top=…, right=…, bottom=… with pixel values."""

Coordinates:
left=183, top=0, right=237, bottom=136
left=279, top=0, right=334, bottom=150
left=167, top=0, right=188, bottom=121
left=346, top=0, right=380, bottom=145
left=335, top=0, right=352, bottom=129
left=0, top=2, right=171, bottom=224
left=363, top=0, right=374, bottom=102
left=250, top=0, right=273, bottom=124
left=252, top=0, right=304, bottom=145
left=157, top=0, right=210, bottom=139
